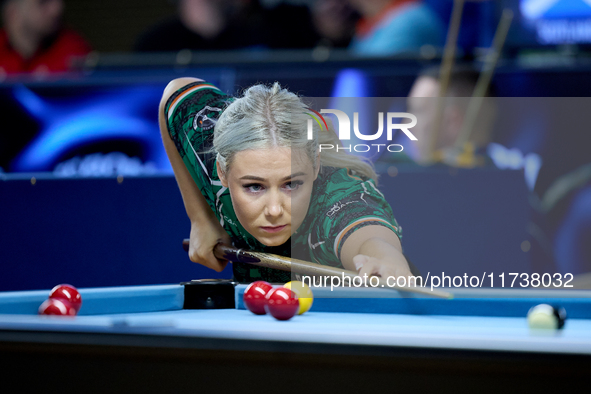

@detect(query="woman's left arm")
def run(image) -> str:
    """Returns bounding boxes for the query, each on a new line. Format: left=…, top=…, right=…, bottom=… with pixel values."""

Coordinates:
left=340, top=225, right=412, bottom=278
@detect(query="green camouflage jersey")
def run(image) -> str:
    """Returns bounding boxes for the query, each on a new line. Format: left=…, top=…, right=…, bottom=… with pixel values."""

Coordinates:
left=165, top=81, right=402, bottom=283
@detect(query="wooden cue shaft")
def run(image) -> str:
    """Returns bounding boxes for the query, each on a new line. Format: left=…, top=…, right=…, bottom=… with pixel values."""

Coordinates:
left=455, top=8, right=513, bottom=149
left=182, top=239, right=452, bottom=299
left=428, top=0, right=465, bottom=161
left=438, top=0, right=465, bottom=99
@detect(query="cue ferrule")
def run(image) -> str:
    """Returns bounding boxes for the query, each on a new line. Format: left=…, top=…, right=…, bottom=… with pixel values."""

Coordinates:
left=227, top=247, right=261, bottom=264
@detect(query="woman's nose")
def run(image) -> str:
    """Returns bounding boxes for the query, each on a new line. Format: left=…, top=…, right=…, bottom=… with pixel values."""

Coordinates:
left=264, top=190, right=284, bottom=217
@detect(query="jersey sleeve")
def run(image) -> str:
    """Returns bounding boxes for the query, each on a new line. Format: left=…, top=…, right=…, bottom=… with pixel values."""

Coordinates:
left=307, top=168, right=402, bottom=267
left=164, top=81, right=231, bottom=209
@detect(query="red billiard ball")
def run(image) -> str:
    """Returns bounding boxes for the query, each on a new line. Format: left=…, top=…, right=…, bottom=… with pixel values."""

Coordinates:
left=243, top=281, right=273, bottom=315
left=265, top=287, right=299, bottom=321
left=38, top=298, right=77, bottom=316
left=49, top=284, right=82, bottom=312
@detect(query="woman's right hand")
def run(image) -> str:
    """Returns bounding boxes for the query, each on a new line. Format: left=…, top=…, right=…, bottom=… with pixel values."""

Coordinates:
left=187, top=219, right=232, bottom=272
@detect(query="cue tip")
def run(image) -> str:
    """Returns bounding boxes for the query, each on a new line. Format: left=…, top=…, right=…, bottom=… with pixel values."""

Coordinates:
left=431, top=290, right=454, bottom=299
left=418, top=287, right=454, bottom=299
left=391, top=283, right=453, bottom=299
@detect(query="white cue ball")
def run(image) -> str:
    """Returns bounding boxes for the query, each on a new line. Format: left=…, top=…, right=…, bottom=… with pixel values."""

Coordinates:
left=527, top=304, right=566, bottom=330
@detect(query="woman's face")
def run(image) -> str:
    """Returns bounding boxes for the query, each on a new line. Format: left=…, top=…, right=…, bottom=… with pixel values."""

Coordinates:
left=218, top=147, right=319, bottom=247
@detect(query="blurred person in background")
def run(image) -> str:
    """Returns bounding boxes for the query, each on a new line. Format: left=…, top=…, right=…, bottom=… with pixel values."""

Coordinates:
left=406, top=66, right=495, bottom=167
left=135, top=0, right=319, bottom=52
left=311, top=0, right=359, bottom=49
left=347, top=0, right=444, bottom=57
left=0, top=0, right=91, bottom=75
left=374, top=65, right=495, bottom=170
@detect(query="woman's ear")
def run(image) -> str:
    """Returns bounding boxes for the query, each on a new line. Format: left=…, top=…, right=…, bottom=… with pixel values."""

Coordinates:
left=314, top=153, right=321, bottom=180
left=217, top=163, right=228, bottom=187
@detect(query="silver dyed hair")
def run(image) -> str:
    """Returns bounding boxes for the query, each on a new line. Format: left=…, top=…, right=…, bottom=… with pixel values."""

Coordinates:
left=213, top=82, right=377, bottom=182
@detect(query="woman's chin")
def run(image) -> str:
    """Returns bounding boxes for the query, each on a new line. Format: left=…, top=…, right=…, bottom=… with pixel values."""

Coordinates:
left=255, top=234, right=290, bottom=247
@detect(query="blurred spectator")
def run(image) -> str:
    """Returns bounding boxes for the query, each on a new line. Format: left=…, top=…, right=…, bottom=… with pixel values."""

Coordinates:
left=0, top=0, right=91, bottom=75
left=311, top=0, right=359, bottom=49
left=348, top=0, right=444, bottom=57
left=134, top=0, right=319, bottom=52
left=406, top=66, right=495, bottom=166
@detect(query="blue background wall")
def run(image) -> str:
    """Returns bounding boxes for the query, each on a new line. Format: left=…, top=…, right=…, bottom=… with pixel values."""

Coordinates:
left=0, top=174, right=233, bottom=291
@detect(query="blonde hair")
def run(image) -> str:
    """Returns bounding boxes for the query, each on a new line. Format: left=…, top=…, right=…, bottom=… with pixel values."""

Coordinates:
left=213, top=82, right=377, bottom=182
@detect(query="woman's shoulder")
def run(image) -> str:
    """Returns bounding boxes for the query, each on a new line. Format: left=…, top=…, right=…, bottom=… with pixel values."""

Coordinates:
left=311, top=165, right=386, bottom=213
left=315, top=166, right=377, bottom=191
left=303, top=166, right=397, bottom=267
left=163, top=80, right=232, bottom=136
left=164, top=80, right=229, bottom=112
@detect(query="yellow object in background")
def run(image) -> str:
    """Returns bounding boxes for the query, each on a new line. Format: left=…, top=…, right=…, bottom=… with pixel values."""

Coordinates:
left=284, top=281, right=314, bottom=315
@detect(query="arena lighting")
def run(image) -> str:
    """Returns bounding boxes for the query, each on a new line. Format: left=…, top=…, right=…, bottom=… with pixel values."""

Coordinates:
left=328, top=69, right=382, bottom=161
left=520, top=0, right=591, bottom=44
left=10, top=85, right=172, bottom=173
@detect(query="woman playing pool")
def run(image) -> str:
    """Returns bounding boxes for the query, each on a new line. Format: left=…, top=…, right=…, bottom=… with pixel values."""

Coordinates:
left=159, top=78, right=412, bottom=283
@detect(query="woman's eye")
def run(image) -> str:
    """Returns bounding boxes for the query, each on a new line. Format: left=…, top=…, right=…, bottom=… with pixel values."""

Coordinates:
left=244, top=184, right=264, bottom=193
left=285, top=180, right=304, bottom=190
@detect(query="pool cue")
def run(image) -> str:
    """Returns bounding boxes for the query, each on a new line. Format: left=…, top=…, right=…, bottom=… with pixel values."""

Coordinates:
left=455, top=8, right=513, bottom=149
left=182, top=239, right=453, bottom=299
left=428, top=0, right=466, bottom=163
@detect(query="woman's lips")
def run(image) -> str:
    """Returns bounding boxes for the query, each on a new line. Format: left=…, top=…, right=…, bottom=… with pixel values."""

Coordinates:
left=260, top=225, right=287, bottom=233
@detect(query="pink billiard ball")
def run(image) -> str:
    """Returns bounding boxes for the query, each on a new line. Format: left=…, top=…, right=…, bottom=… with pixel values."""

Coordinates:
left=49, top=284, right=82, bottom=312
left=243, top=281, right=273, bottom=315
left=265, top=288, right=299, bottom=321
left=38, top=299, right=77, bottom=316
